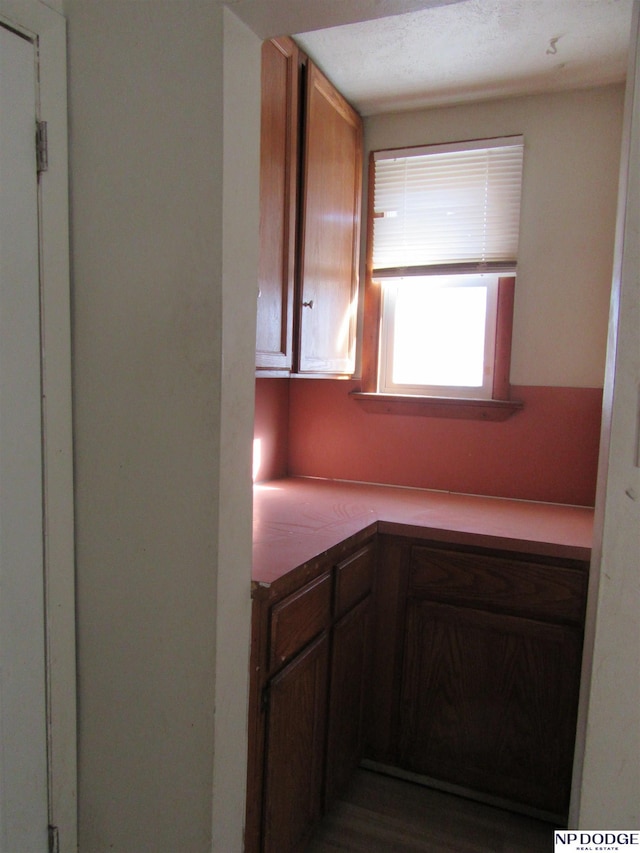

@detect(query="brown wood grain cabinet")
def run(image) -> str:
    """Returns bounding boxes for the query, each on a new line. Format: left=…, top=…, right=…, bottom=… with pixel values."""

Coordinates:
left=256, top=37, right=299, bottom=373
left=325, top=545, right=374, bottom=809
left=256, top=39, right=363, bottom=377
left=325, top=597, right=371, bottom=809
left=262, top=633, right=329, bottom=853
left=370, top=538, right=588, bottom=820
left=247, top=539, right=376, bottom=853
left=257, top=571, right=332, bottom=853
left=295, top=62, right=363, bottom=375
left=269, top=571, right=332, bottom=672
left=247, top=531, right=588, bottom=850
left=398, top=598, right=583, bottom=814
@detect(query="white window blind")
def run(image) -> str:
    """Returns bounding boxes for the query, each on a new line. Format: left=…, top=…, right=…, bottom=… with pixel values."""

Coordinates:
left=372, top=136, right=524, bottom=276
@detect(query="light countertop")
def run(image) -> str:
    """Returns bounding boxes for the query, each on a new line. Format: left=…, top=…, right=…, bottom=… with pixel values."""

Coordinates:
left=253, top=477, right=594, bottom=587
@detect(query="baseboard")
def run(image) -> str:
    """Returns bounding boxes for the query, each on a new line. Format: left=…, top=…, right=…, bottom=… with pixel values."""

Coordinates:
left=359, top=759, right=566, bottom=827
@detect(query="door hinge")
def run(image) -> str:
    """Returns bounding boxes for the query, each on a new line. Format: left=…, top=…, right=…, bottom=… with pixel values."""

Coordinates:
left=36, top=120, right=48, bottom=174
left=48, top=825, right=59, bottom=853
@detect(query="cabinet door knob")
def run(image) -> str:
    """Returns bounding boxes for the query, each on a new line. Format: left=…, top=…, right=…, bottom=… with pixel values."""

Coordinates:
left=302, top=299, right=314, bottom=309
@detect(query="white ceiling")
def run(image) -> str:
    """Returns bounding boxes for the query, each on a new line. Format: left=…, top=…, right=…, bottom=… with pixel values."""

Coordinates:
left=224, top=0, right=469, bottom=39
left=226, top=0, right=633, bottom=115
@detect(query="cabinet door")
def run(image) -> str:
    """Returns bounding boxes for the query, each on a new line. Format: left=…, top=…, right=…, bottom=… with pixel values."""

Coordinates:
left=325, top=596, right=371, bottom=808
left=296, top=62, right=362, bottom=375
left=398, top=600, right=583, bottom=815
left=256, top=37, right=299, bottom=373
left=262, top=632, right=329, bottom=853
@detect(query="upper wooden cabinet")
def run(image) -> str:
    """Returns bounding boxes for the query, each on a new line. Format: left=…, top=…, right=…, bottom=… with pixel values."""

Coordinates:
left=296, top=63, right=363, bottom=375
left=256, top=37, right=299, bottom=373
left=256, top=40, right=363, bottom=377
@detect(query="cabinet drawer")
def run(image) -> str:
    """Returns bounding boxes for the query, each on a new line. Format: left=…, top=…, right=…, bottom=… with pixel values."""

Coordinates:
left=269, top=572, right=332, bottom=671
left=334, top=543, right=375, bottom=618
left=408, top=546, right=587, bottom=624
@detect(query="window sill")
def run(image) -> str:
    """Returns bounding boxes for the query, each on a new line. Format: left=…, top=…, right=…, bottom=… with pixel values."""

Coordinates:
left=349, top=391, right=523, bottom=421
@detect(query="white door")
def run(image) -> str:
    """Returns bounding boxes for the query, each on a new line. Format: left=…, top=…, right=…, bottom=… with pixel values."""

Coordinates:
left=0, top=22, right=49, bottom=853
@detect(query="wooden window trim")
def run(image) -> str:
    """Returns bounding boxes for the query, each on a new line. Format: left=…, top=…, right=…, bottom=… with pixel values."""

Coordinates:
left=349, top=392, right=523, bottom=421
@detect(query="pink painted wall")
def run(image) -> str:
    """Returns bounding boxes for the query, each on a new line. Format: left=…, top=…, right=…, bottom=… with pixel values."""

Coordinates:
left=252, top=88, right=618, bottom=507
left=254, top=379, right=289, bottom=482
left=264, top=379, right=601, bottom=506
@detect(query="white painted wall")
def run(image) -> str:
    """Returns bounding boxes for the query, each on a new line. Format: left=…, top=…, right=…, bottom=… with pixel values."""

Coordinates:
left=571, top=2, right=640, bottom=829
left=364, top=85, right=624, bottom=388
left=58, top=0, right=636, bottom=845
left=213, top=9, right=260, bottom=851
left=65, top=2, right=256, bottom=849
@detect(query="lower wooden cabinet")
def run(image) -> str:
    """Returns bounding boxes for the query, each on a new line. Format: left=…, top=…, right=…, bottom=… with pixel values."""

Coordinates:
left=371, top=537, right=588, bottom=819
left=262, top=633, right=329, bottom=853
left=398, top=599, right=583, bottom=814
left=325, top=595, right=371, bottom=809
left=247, top=532, right=587, bottom=850
left=247, top=538, right=375, bottom=853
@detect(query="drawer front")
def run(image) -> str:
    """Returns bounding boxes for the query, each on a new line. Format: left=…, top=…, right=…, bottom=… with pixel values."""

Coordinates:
left=269, top=572, right=332, bottom=671
left=334, top=543, right=375, bottom=619
left=409, top=545, right=587, bottom=624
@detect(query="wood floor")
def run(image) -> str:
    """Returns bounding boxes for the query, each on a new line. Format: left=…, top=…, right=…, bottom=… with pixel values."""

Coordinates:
left=307, top=769, right=557, bottom=852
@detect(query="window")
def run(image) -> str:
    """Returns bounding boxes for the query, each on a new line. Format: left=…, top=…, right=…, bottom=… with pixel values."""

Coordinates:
left=379, top=273, right=498, bottom=398
left=360, top=136, right=524, bottom=411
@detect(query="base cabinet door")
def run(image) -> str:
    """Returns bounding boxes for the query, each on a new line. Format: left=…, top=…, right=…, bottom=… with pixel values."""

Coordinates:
left=262, top=632, right=329, bottom=853
left=325, top=596, right=371, bottom=808
left=398, top=600, right=583, bottom=815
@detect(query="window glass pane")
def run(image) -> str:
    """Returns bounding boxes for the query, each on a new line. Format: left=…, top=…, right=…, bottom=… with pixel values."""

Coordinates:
left=390, top=280, right=488, bottom=387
